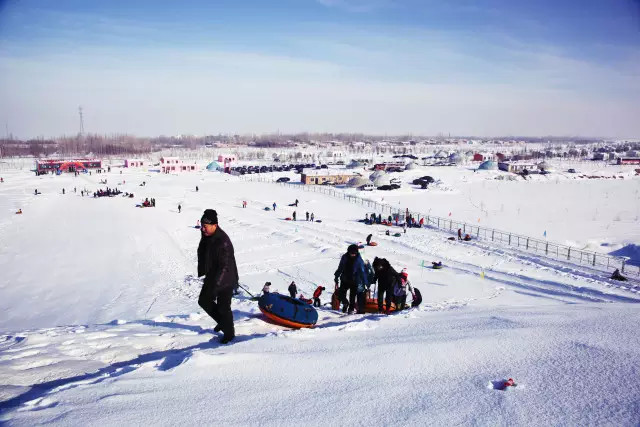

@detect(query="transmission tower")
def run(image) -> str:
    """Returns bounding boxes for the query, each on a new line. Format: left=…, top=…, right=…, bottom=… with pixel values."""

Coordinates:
left=78, top=106, right=85, bottom=135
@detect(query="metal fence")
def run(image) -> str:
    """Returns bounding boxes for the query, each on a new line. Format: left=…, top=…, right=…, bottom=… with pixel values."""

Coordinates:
left=245, top=177, right=639, bottom=277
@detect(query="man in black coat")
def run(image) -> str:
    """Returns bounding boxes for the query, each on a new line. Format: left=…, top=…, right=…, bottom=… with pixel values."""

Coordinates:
left=372, top=257, right=399, bottom=314
left=197, top=209, right=239, bottom=344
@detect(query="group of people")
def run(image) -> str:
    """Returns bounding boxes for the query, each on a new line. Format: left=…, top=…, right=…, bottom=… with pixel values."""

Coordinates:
left=333, top=244, right=421, bottom=315
left=94, top=187, right=122, bottom=198
left=141, top=197, right=156, bottom=207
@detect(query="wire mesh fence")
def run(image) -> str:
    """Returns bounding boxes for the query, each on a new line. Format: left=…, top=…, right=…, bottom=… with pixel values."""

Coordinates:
left=259, top=178, right=638, bottom=277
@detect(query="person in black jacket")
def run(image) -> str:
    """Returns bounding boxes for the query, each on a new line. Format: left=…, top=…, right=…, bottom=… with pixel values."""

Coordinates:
left=288, top=281, right=297, bottom=298
left=334, top=244, right=367, bottom=313
left=372, top=257, right=398, bottom=314
left=197, top=209, right=239, bottom=344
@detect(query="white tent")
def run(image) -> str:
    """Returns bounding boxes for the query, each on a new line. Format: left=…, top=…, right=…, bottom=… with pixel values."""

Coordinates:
left=347, top=176, right=372, bottom=188
left=369, top=169, right=386, bottom=180
left=373, top=175, right=392, bottom=187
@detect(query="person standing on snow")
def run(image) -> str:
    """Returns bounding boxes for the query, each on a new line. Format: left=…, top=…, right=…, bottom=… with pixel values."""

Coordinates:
left=334, top=244, right=367, bottom=314
left=366, top=234, right=372, bottom=245
left=263, top=282, right=271, bottom=295
left=273, top=202, right=277, bottom=211
left=292, top=211, right=297, bottom=221
left=313, top=286, right=326, bottom=307
left=288, top=281, right=297, bottom=298
left=372, top=257, right=398, bottom=314
left=306, top=212, right=309, bottom=221
left=178, top=204, right=181, bottom=213
left=394, top=268, right=412, bottom=311
left=310, top=212, right=315, bottom=222
left=295, top=199, right=299, bottom=207
left=197, top=209, right=239, bottom=344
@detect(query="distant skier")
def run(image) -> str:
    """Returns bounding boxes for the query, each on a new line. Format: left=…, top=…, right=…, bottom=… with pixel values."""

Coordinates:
left=178, top=204, right=182, bottom=213
left=306, top=212, right=309, bottom=221
left=295, top=199, right=299, bottom=207
left=62, top=188, right=65, bottom=195
left=458, top=228, right=462, bottom=240
left=273, top=202, right=277, bottom=211
left=292, top=211, right=296, bottom=221
left=313, top=286, right=326, bottom=307
left=197, top=209, right=239, bottom=344
left=196, top=186, right=199, bottom=192
left=288, top=281, right=297, bottom=298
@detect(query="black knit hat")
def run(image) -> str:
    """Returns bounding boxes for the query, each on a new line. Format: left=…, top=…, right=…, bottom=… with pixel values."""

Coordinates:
left=347, top=244, right=359, bottom=254
left=201, top=209, right=218, bottom=225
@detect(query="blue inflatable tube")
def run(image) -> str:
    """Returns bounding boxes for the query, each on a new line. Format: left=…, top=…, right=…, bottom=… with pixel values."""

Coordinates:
left=258, top=293, right=318, bottom=328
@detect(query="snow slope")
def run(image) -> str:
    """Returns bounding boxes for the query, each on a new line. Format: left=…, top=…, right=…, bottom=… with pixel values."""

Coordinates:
left=1, top=164, right=639, bottom=425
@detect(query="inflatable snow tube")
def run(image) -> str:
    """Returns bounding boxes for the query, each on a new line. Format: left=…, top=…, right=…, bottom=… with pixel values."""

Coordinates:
left=264, top=207, right=271, bottom=211
left=432, top=264, right=443, bottom=270
left=331, top=290, right=340, bottom=310
left=258, top=293, right=318, bottom=328
left=393, top=232, right=402, bottom=237
left=285, top=217, right=292, bottom=221
left=364, top=297, right=396, bottom=313
left=315, top=220, right=322, bottom=223
left=367, top=242, right=378, bottom=246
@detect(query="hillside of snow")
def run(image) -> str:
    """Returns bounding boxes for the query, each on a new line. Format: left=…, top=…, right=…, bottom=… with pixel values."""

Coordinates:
left=1, top=161, right=639, bottom=425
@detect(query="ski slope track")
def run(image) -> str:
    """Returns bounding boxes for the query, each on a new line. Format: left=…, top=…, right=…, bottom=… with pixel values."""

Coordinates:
left=1, top=163, right=639, bottom=425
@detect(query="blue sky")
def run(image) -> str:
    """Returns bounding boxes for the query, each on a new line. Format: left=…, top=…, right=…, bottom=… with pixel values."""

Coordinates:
left=0, top=0, right=639, bottom=138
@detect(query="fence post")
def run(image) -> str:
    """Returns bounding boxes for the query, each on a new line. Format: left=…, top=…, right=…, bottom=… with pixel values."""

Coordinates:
left=508, top=234, right=511, bottom=245
left=492, top=230, right=494, bottom=241
left=567, top=248, right=571, bottom=260
left=592, top=254, right=596, bottom=266
left=437, top=218, right=440, bottom=228
left=545, top=242, right=548, bottom=255
left=526, top=238, right=529, bottom=250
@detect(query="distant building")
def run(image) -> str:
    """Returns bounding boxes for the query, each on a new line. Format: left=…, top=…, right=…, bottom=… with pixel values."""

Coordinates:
left=124, top=159, right=145, bottom=168
left=35, top=158, right=101, bottom=175
left=617, top=157, right=640, bottom=165
left=160, top=156, right=180, bottom=165
left=159, top=156, right=198, bottom=173
left=498, top=162, right=537, bottom=173
left=373, top=162, right=405, bottom=171
left=300, top=169, right=357, bottom=185
left=473, top=153, right=484, bottom=162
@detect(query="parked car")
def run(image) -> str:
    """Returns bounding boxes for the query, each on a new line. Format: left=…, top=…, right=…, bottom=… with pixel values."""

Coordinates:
left=568, top=168, right=577, bottom=173
left=358, top=184, right=375, bottom=191
left=377, top=185, right=394, bottom=191
left=322, top=181, right=336, bottom=186
left=276, top=177, right=290, bottom=183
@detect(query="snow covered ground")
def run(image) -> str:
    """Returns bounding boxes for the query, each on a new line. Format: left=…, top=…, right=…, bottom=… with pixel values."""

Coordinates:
left=1, top=162, right=639, bottom=425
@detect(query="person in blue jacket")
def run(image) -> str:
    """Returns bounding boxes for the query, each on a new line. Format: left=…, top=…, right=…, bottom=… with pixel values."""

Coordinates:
left=334, top=244, right=367, bottom=314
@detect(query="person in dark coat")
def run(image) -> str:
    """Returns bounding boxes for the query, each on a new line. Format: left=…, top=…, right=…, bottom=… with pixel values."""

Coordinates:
left=457, top=228, right=462, bottom=240
left=197, top=209, right=239, bottom=344
left=288, top=281, right=297, bottom=298
left=334, top=244, right=367, bottom=313
left=411, top=287, right=422, bottom=307
left=372, top=257, right=398, bottom=314
left=366, top=234, right=372, bottom=245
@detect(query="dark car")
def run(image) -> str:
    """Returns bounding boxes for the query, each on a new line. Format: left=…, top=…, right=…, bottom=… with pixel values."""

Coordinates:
left=378, top=185, right=393, bottom=191
left=320, top=164, right=328, bottom=169
left=276, top=177, right=291, bottom=183
left=568, top=168, right=576, bottom=173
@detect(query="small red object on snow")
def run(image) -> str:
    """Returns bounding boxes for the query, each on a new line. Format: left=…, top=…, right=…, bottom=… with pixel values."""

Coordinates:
left=504, top=378, right=515, bottom=387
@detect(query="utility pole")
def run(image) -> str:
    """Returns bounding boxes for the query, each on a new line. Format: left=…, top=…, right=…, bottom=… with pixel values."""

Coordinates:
left=78, top=106, right=85, bottom=135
